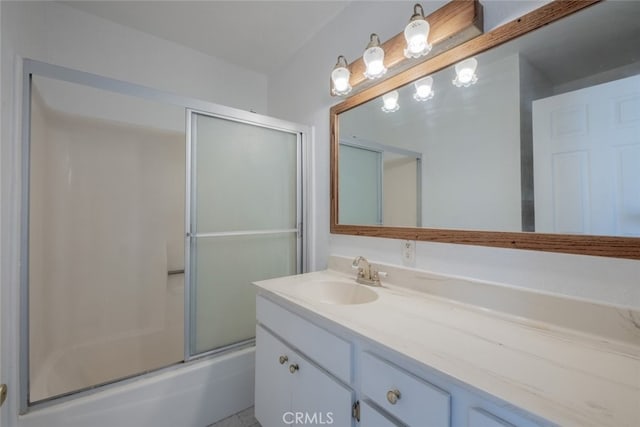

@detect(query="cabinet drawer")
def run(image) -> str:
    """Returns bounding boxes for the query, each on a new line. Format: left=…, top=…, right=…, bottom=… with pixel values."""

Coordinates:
left=468, top=408, right=515, bottom=427
left=256, top=295, right=352, bottom=383
left=360, top=400, right=404, bottom=427
left=361, top=352, right=450, bottom=427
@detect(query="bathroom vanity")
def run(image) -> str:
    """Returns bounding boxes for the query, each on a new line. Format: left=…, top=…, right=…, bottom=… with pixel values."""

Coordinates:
left=254, top=256, right=640, bottom=427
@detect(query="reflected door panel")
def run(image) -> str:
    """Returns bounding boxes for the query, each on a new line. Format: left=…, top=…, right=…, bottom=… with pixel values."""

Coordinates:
left=533, top=74, right=640, bottom=236
left=339, top=143, right=382, bottom=225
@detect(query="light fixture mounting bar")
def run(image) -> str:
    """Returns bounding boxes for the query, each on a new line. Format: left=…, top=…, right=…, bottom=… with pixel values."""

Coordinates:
left=333, top=0, right=483, bottom=97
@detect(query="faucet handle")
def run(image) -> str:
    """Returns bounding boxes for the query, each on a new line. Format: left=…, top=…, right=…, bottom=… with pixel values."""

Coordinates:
left=352, top=255, right=367, bottom=268
left=371, top=269, right=387, bottom=281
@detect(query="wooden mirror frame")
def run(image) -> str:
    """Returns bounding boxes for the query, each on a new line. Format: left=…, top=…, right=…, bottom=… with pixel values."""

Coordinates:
left=330, top=0, right=640, bottom=260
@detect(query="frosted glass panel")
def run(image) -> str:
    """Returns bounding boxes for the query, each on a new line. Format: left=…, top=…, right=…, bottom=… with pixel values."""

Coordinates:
left=192, top=233, right=297, bottom=353
left=194, top=114, right=298, bottom=232
left=339, top=144, right=382, bottom=225
left=190, top=113, right=300, bottom=355
left=28, top=76, right=185, bottom=403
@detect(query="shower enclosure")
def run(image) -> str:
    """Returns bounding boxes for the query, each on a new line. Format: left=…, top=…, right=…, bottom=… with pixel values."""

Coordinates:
left=20, top=60, right=306, bottom=413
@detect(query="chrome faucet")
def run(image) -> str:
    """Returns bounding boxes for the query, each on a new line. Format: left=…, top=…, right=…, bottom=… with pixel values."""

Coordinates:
left=352, top=256, right=384, bottom=286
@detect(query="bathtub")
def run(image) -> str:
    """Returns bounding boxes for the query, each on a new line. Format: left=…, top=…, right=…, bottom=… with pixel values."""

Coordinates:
left=21, top=346, right=255, bottom=427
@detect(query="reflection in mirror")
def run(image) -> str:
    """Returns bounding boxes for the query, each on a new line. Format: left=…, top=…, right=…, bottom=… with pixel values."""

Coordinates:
left=337, top=1, right=640, bottom=238
left=339, top=139, right=421, bottom=227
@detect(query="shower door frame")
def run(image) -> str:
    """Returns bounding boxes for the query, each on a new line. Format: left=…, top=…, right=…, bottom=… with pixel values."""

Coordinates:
left=185, top=109, right=305, bottom=360
left=14, top=59, right=310, bottom=414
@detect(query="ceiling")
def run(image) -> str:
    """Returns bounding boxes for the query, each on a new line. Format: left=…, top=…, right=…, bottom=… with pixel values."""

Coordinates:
left=61, top=0, right=351, bottom=75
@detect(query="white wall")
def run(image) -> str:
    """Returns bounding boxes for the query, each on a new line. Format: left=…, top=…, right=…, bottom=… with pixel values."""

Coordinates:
left=1, top=1, right=268, bottom=424
left=1, top=1, right=267, bottom=115
left=268, top=0, right=640, bottom=309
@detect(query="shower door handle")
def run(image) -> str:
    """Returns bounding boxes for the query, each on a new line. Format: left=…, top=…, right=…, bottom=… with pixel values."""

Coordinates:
left=168, top=269, right=185, bottom=276
left=0, top=383, right=7, bottom=408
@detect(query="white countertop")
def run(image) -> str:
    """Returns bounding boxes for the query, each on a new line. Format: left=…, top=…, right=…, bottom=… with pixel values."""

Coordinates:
left=254, top=260, right=640, bottom=427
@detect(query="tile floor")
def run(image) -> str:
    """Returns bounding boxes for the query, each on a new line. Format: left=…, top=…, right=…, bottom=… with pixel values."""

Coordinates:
left=208, top=406, right=261, bottom=427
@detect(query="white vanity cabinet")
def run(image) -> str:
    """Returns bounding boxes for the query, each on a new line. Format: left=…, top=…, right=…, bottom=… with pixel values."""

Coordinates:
left=255, top=296, right=356, bottom=427
left=255, top=294, right=554, bottom=427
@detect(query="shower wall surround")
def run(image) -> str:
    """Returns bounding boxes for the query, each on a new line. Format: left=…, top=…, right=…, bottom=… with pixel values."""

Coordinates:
left=29, top=80, right=185, bottom=402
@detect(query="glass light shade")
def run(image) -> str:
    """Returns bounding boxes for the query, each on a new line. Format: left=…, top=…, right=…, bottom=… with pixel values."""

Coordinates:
left=413, top=76, right=434, bottom=101
left=363, top=34, right=387, bottom=80
left=331, top=67, right=352, bottom=96
left=381, top=90, right=399, bottom=113
left=453, top=57, right=478, bottom=87
left=404, top=19, right=432, bottom=58
left=363, top=46, right=387, bottom=79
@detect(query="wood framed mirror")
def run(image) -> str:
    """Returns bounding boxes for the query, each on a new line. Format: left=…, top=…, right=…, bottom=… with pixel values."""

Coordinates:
left=330, top=0, right=640, bottom=260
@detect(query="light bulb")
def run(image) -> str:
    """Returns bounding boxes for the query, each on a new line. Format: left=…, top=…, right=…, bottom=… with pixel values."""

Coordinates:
left=413, top=76, right=434, bottom=101
left=331, top=56, right=352, bottom=96
left=381, top=90, right=399, bottom=113
left=453, top=57, right=478, bottom=87
left=404, top=5, right=431, bottom=59
left=363, top=34, right=387, bottom=79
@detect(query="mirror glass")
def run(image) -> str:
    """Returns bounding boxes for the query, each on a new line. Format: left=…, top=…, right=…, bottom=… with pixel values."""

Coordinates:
left=338, top=1, right=640, bottom=236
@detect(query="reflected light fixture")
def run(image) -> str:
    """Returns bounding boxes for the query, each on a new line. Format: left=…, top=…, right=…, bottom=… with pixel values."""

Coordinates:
left=404, top=3, right=432, bottom=58
left=413, top=76, right=434, bottom=101
left=381, top=90, right=400, bottom=113
left=331, top=55, right=352, bottom=96
left=453, top=57, right=478, bottom=87
left=363, top=33, right=387, bottom=79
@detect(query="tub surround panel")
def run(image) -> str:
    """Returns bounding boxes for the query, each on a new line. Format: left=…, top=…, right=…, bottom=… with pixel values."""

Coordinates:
left=19, top=349, right=255, bottom=427
left=254, top=258, right=640, bottom=427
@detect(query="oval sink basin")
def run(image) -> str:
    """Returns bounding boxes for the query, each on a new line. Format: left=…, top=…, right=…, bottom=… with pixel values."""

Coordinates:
left=294, top=280, right=378, bottom=305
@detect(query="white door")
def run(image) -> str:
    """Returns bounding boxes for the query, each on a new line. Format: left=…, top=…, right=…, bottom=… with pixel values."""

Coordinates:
left=255, top=326, right=293, bottom=426
left=533, top=74, right=640, bottom=235
left=290, top=349, right=354, bottom=427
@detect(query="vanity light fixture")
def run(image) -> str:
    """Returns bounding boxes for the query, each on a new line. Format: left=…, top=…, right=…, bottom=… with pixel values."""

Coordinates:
left=331, top=55, right=352, bottom=96
left=413, top=76, right=434, bottom=101
left=453, top=57, right=478, bottom=87
left=404, top=4, right=432, bottom=58
left=381, top=90, right=400, bottom=113
left=363, top=33, right=387, bottom=79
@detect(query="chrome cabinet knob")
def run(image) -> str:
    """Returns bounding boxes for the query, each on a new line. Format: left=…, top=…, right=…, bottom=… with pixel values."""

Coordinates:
left=289, top=363, right=299, bottom=374
left=279, top=355, right=288, bottom=365
left=386, top=389, right=401, bottom=405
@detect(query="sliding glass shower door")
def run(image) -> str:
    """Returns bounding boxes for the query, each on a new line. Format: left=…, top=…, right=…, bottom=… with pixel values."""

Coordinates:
left=21, top=61, right=307, bottom=412
left=188, top=112, right=302, bottom=355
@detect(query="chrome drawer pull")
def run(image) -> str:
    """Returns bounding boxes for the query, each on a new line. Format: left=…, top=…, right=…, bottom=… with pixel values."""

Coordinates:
left=386, top=389, right=401, bottom=405
left=289, top=363, right=299, bottom=374
left=279, top=355, right=288, bottom=365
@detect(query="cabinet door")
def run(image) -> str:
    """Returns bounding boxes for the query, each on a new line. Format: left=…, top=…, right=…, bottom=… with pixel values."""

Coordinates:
left=360, top=400, right=404, bottom=427
left=468, top=408, right=515, bottom=427
left=290, top=351, right=354, bottom=427
left=255, top=326, right=292, bottom=427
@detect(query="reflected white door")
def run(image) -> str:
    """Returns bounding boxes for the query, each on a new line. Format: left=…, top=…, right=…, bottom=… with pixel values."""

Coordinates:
left=533, top=74, right=640, bottom=235
left=339, top=144, right=383, bottom=225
